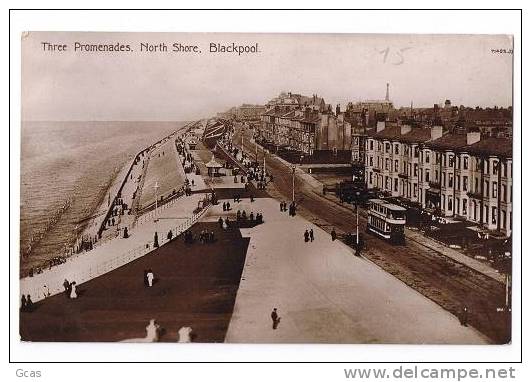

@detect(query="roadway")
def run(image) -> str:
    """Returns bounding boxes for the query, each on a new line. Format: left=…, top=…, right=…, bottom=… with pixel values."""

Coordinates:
left=232, top=124, right=510, bottom=344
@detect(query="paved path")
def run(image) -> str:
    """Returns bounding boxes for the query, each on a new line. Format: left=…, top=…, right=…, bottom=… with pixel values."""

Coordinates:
left=20, top=221, right=249, bottom=343
left=222, top=198, right=488, bottom=344
left=20, top=193, right=208, bottom=302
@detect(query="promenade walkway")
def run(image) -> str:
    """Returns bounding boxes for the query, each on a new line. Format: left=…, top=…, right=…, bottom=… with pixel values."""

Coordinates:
left=20, top=221, right=249, bottom=342
left=222, top=197, right=488, bottom=344
left=20, top=193, right=209, bottom=303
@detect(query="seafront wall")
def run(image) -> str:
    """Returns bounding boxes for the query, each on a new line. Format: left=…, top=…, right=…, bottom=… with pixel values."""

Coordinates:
left=20, top=197, right=211, bottom=302
left=20, top=121, right=207, bottom=302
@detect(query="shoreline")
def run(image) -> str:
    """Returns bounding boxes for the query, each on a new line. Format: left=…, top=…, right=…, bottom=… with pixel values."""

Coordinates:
left=20, top=122, right=193, bottom=278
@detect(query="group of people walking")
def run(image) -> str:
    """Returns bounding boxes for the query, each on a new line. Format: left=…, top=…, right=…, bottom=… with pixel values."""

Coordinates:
left=236, top=209, right=264, bottom=224
left=280, top=200, right=297, bottom=216
left=20, top=294, right=34, bottom=312
left=304, top=229, right=315, bottom=243
left=63, top=279, right=78, bottom=299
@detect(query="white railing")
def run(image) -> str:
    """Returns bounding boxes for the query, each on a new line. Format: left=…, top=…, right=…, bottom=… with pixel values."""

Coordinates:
left=20, top=202, right=212, bottom=303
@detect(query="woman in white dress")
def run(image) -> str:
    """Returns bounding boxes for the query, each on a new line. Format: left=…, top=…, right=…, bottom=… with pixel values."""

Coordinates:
left=69, top=282, right=77, bottom=299
left=147, top=270, right=154, bottom=287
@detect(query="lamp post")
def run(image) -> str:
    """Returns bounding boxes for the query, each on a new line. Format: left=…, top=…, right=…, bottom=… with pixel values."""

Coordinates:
left=154, top=181, right=160, bottom=219
left=354, top=190, right=362, bottom=256
left=291, top=165, right=296, bottom=203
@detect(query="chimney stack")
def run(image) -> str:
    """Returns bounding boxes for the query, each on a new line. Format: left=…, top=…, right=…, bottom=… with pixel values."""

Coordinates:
left=385, top=83, right=390, bottom=101
left=401, top=124, right=412, bottom=135
left=466, top=132, right=481, bottom=145
left=430, top=125, right=443, bottom=141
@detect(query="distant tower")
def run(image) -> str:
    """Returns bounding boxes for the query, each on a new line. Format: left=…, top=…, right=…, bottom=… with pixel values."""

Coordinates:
left=385, top=83, right=390, bottom=101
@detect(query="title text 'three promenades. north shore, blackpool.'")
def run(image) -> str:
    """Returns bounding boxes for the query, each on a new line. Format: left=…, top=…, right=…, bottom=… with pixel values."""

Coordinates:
left=40, top=41, right=261, bottom=56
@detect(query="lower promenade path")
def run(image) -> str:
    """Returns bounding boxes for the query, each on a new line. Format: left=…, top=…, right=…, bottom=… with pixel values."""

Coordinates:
left=221, top=197, right=488, bottom=344
left=20, top=219, right=249, bottom=342
left=20, top=192, right=209, bottom=303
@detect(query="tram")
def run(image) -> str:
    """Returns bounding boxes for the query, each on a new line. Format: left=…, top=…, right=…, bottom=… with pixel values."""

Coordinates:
left=366, top=199, right=406, bottom=244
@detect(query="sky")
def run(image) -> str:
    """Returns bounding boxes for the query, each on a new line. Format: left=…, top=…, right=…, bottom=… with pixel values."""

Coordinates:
left=21, top=32, right=514, bottom=121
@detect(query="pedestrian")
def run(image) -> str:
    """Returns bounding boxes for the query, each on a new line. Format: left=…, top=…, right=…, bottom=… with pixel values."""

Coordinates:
left=191, top=179, right=195, bottom=187
left=69, top=282, right=78, bottom=299
left=227, top=202, right=231, bottom=211
left=147, top=269, right=154, bottom=287
left=63, top=279, right=70, bottom=294
left=223, top=202, right=227, bottom=211
left=280, top=201, right=283, bottom=212
left=218, top=216, right=224, bottom=228
left=43, top=284, right=50, bottom=299
left=167, top=230, right=173, bottom=241
left=250, top=194, right=254, bottom=203
left=461, top=305, right=469, bottom=327
left=250, top=212, right=254, bottom=221
left=309, top=229, right=314, bottom=242
left=304, top=230, right=309, bottom=243
left=26, top=295, right=33, bottom=311
left=331, top=228, right=337, bottom=241
left=20, top=295, right=27, bottom=311
left=144, top=270, right=149, bottom=287
left=242, top=210, right=247, bottom=220
left=271, top=308, right=280, bottom=330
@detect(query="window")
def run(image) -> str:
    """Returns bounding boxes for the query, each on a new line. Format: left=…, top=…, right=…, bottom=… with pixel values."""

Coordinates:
left=414, top=164, right=418, bottom=177
left=485, top=181, right=489, bottom=197
left=385, top=158, right=389, bottom=170
left=442, top=173, right=446, bottom=186
left=435, top=170, right=439, bottom=182
left=425, top=152, right=430, bottom=163
left=463, top=157, right=469, bottom=170
left=394, top=160, right=399, bottom=172
left=449, top=174, right=453, bottom=188
left=492, top=206, right=497, bottom=224
left=463, top=199, right=467, bottom=215
left=370, top=140, right=373, bottom=150
left=425, top=170, right=430, bottom=182
left=448, top=197, right=453, bottom=211
left=394, top=178, right=398, bottom=192
left=475, top=178, right=479, bottom=193
left=394, top=144, right=399, bottom=155
left=456, top=176, right=460, bottom=190
left=493, top=161, right=498, bottom=175
left=370, top=156, right=373, bottom=166
left=449, top=155, right=454, bottom=167
left=502, top=162, right=507, bottom=177
left=493, top=182, right=497, bottom=198
left=484, top=159, right=489, bottom=174
left=502, top=184, right=507, bottom=202
left=463, top=176, right=468, bottom=191
left=385, top=143, right=390, bottom=153
left=414, top=146, right=419, bottom=158
left=413, top=184, right=418, bottom=197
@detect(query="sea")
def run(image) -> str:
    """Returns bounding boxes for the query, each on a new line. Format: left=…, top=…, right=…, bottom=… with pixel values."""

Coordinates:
left=20, top=121, right=186, bottom=276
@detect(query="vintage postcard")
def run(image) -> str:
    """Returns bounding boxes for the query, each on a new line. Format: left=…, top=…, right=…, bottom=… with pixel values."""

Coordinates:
left=19, top=32, right=513, bottom=345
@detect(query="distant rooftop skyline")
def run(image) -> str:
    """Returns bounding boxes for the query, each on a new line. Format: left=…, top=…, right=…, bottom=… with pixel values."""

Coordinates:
left=22, top=32, right=513, bottom=122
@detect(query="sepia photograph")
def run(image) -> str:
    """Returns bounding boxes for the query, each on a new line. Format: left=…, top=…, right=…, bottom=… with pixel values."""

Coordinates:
left=18, top=31, right=514, bottom=346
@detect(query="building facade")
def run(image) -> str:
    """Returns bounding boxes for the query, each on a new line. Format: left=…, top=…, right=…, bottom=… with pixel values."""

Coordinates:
left=365, top=124, right=512, bottom=236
